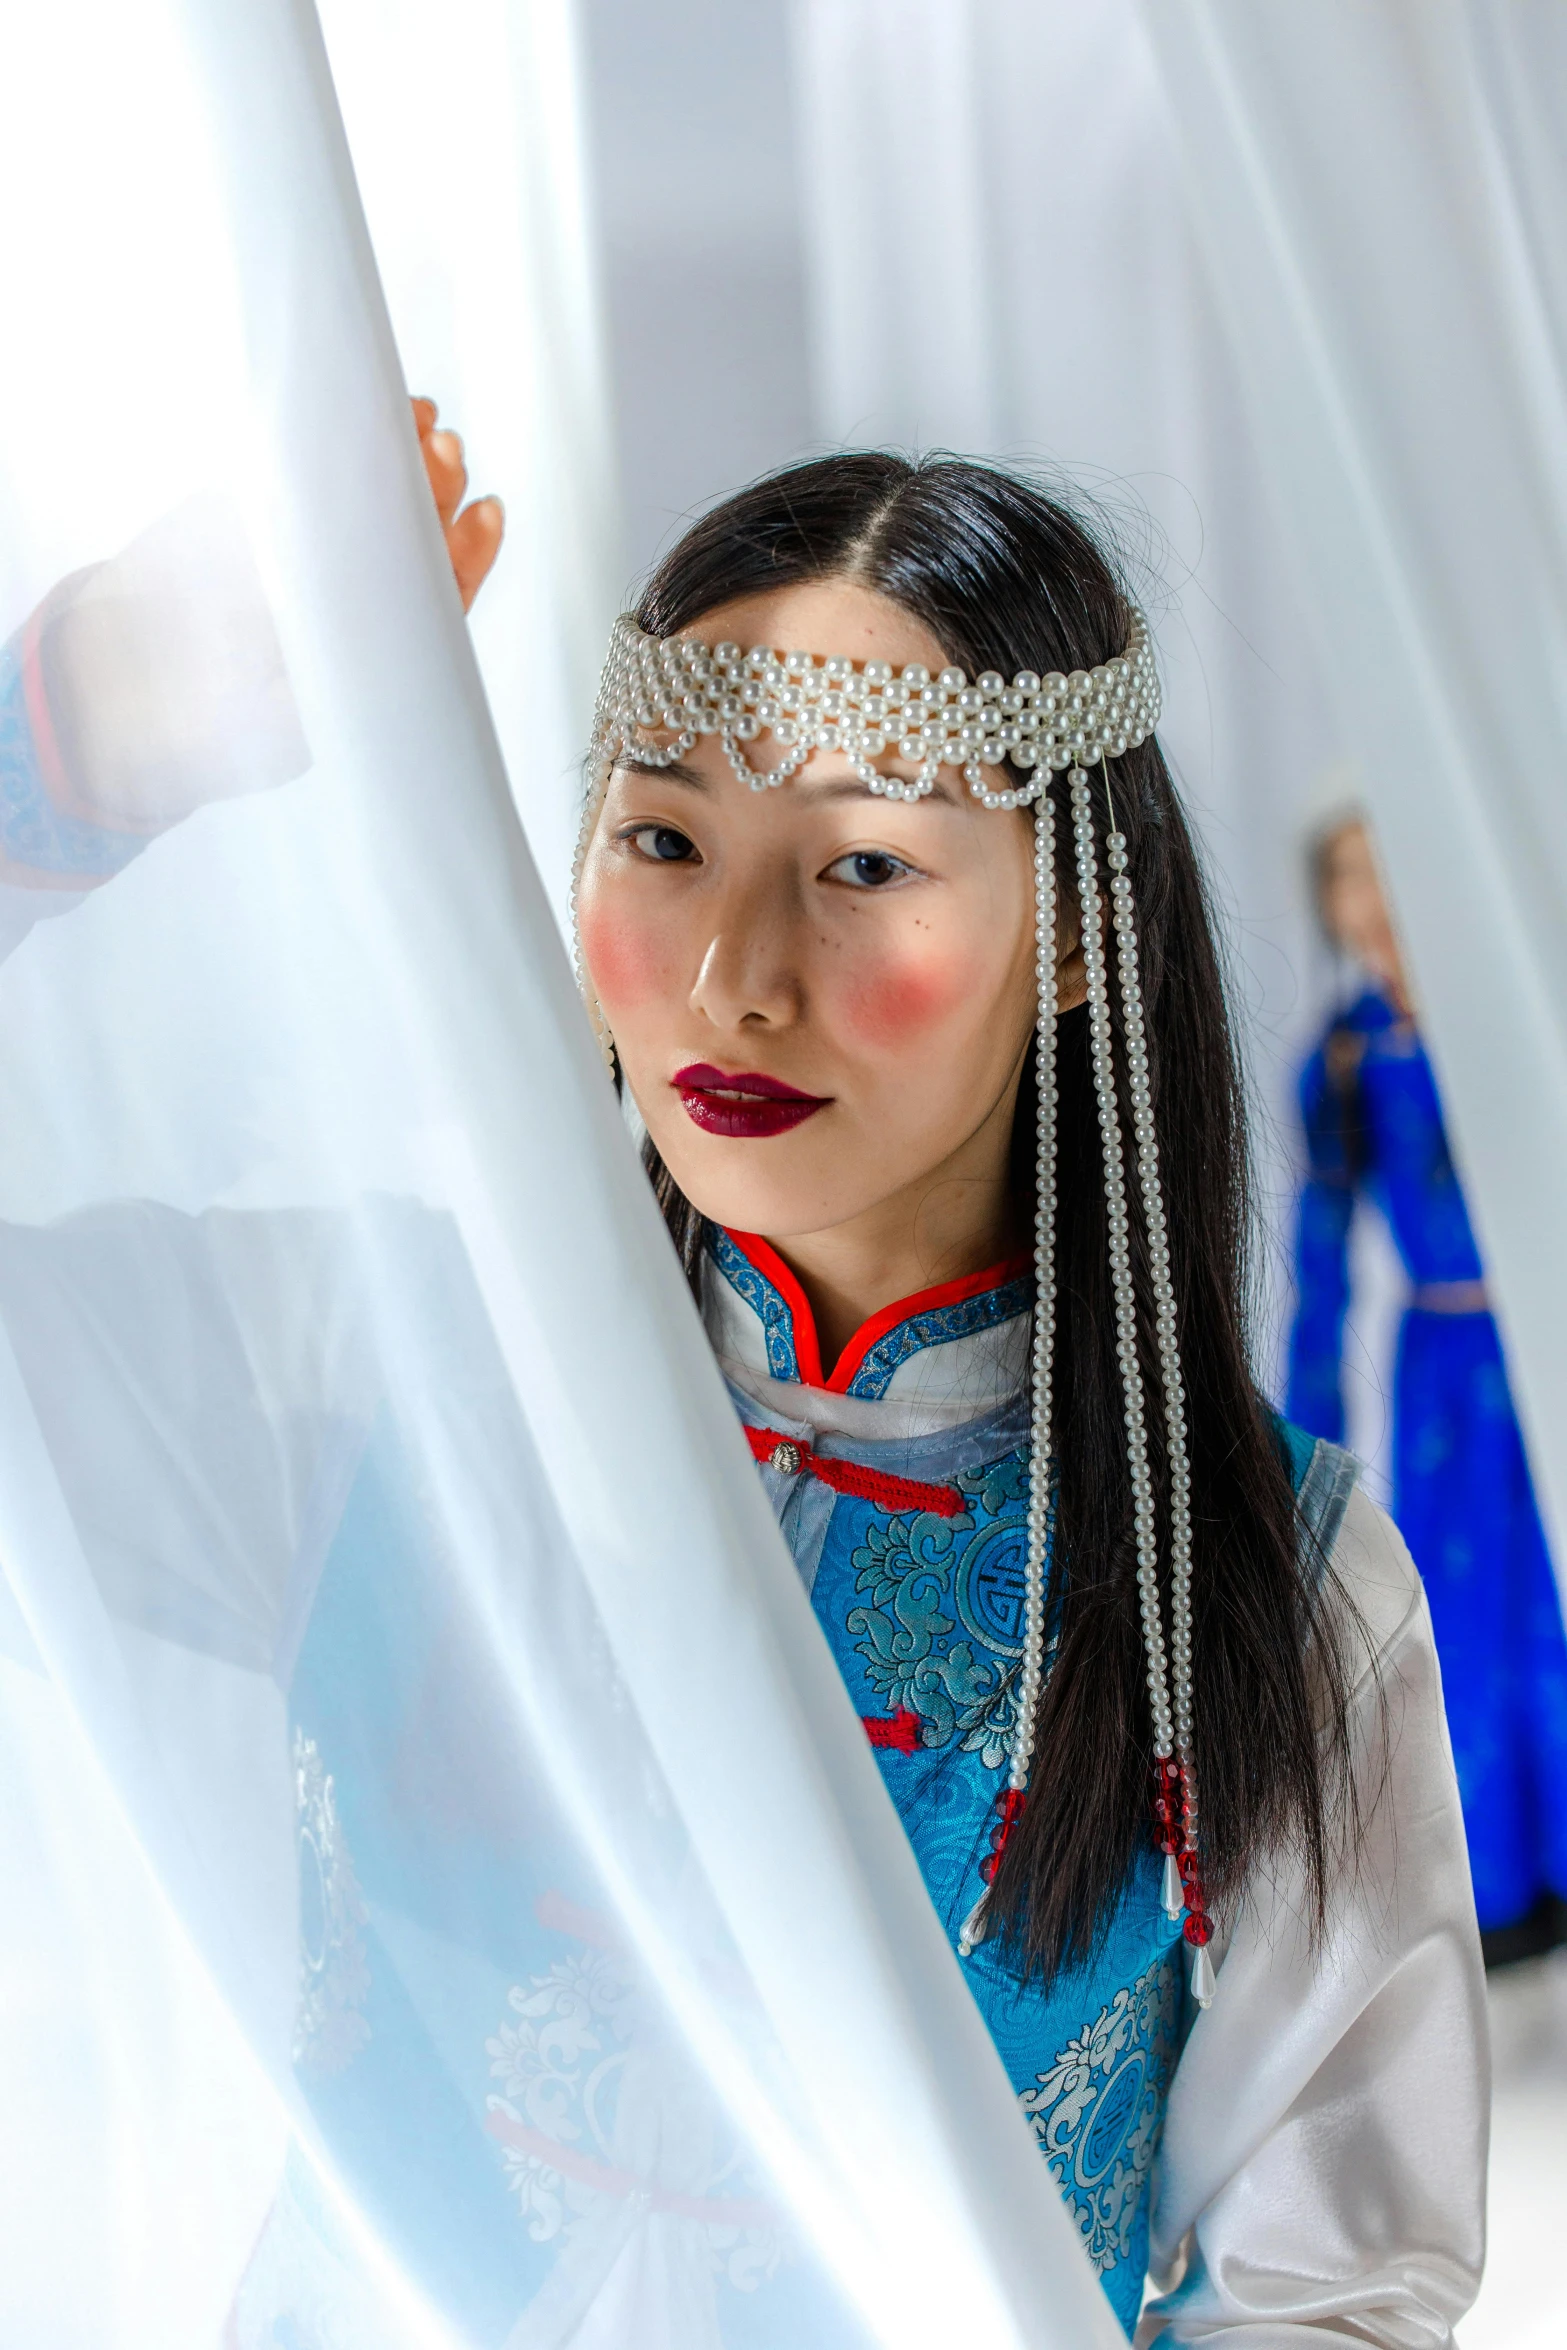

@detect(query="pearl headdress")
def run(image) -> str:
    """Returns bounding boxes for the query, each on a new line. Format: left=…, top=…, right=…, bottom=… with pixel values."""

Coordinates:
left=578, top=612, right=1214, bottom=2008
left=589, top=611, right=1160, bottom=806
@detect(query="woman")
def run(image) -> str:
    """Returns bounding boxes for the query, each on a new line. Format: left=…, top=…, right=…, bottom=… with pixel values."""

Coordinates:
left=0, top=419, right=1485, bottom=2343
left=573, top=455, right=1485, bottom=2341
left=1289, top=806, right=1567, bottom=1964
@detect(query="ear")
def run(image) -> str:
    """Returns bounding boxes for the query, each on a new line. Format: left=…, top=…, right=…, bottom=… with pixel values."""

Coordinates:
left=1053, top=901, right=1089, bottom=1015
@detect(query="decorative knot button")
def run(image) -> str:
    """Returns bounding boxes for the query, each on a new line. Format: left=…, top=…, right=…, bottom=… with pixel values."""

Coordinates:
left=768, top=1441, right=803, bottom=1477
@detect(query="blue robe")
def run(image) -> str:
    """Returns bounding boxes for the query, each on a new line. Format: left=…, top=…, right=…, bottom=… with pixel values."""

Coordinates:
left=245, top=1225, right=1354, bottom=2344
left=706, top=1228, right=1351, bottom=2335
left=1287, top=988, right=1567, bottom=1934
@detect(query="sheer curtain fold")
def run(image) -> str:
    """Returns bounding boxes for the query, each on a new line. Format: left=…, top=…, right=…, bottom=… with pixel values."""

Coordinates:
left=786, top=0, right=1344, bottom=1371
left=315, top=0, right=621, bottom=922
left=1136, top=0, right=1567, bottom=1574
left=788, top=0, right=1567, bottom=1532
left=0, top=2, right=1116, bottom=2343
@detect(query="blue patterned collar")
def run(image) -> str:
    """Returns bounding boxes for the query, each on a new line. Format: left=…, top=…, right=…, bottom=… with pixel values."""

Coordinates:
left=702, top=1226, right=1033, bottom=1433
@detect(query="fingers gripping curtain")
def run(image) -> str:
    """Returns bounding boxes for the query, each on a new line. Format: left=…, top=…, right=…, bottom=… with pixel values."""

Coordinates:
left=1136, top=0, right=1567, bottom=1585
left=0, top=3, right=1118, bottom=2345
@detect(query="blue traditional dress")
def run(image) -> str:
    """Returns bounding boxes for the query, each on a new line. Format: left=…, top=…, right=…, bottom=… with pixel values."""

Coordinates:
left=703, top=1226, right=1358, bottom=2335
left=197, top=1211, right=1365, bottom=2345
left=1288, top=988, right=1567, bottom=1941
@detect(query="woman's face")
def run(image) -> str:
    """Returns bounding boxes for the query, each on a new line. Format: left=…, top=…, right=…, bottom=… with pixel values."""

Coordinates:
left=576, top=579, right=1052, bottom=1249
left=1317, top=817, right=1409, bottom=1011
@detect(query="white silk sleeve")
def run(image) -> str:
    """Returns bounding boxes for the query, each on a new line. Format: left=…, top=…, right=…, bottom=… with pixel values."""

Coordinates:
left=0, top=1202, right=380, bottom=1674
left=1139, top=1486, right=1488, bottom=2346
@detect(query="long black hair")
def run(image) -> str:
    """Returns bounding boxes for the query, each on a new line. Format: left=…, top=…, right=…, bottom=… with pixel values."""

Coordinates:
left=626, top=451, right=1361, bottom=1979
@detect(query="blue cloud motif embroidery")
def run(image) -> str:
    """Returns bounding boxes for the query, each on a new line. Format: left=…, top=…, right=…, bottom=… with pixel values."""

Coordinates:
left=844, top=1277, right=1032, bottom=1399
left=846, top=1453, right=1045, bottom=1769
left=1020, top=1950, right=1182, bottom=2276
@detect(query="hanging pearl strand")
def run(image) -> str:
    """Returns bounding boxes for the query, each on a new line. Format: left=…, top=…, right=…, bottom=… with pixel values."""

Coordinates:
left=1072, top=765, right=1213, bottom=2006
left=1070, top=769, right=1175, bottom=1750
left=1015, top=789, right=1061, bottom=1804
left=958, top=789, right=1060, bottom=1957
left=569, top=760, right=617, bottom=1074
left=1102, top=786, right=1213, bottom=2001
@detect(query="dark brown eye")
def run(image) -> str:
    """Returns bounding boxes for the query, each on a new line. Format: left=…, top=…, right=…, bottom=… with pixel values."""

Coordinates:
left=630, top=825, right=696, bottom=862
left=825, top=849, right=913, bottom=889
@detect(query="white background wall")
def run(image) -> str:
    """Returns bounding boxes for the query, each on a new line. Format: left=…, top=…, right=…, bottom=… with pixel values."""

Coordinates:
left=573, top=0, right=1400, bottom=1424
left=580, top=0, right=814, bottom=587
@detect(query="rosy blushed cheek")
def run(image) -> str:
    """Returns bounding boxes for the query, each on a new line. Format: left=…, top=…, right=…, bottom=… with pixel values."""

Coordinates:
left=836, top=939, right=976, bottom=1052
left=576, top=897, right=678, bottom=1016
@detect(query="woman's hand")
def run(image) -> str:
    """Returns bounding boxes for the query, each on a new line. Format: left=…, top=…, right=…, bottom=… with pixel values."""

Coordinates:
left=413, top=397, right=504, bottom=612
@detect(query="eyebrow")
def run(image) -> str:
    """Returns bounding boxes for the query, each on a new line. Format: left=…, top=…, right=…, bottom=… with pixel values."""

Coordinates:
left=615, top=753, right=960, bottom=809
left=811, top=773, right=961, bottom=809
left=618, top=754, right=709, bottom=789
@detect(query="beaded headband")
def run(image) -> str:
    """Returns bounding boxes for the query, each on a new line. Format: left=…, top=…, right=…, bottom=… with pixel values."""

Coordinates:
left=589, top=611, right=1161, bottom=806
left=576, top=610, right=1213, bottom=2006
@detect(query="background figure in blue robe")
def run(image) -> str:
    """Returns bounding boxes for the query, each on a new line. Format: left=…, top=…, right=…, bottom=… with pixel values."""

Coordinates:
left=1287, top=809, right=1567, bottom=1961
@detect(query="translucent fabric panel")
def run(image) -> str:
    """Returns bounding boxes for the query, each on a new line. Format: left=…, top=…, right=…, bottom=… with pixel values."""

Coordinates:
left=315, top=0, right=620, bottom=920
left=786, top=0, right=1347, bottom=1381
left=1137, top=0, right=1567, bottom=1580
left=0, top=3, right=1115, bottom=2345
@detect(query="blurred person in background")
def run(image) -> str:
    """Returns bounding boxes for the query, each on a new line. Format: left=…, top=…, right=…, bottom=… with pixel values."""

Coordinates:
left=1288, top=795, right=1567, bottom=1963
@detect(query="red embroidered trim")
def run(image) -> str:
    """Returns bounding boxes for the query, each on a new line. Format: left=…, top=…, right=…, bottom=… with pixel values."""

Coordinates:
left=862, top=1707, right=922, bottom=1753
left=723, top=1231, right=827, bottom=1385
left=826, top=1252, right=1032, bottom=1396
left=722, top=1227, right=1030, bottom=1395
left=743, top=1420, right=964, bottom=1519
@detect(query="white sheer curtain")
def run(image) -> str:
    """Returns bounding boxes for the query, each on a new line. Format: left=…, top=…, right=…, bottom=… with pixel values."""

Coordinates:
left=316, top=0, right=620, bottom=918
left=1138, top=0, right=1567, bottom=1576
left=788, top=0, right=1346, bottom=1363
left=0, top=3, right=1117, bottom=2344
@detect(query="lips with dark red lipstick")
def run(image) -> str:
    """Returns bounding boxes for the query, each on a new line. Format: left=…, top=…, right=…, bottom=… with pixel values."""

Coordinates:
left=673, top=1063, right=831, bottom=1138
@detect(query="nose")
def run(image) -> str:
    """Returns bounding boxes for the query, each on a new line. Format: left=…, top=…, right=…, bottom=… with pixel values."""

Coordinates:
left=687, top=868, right=804, bottom=1035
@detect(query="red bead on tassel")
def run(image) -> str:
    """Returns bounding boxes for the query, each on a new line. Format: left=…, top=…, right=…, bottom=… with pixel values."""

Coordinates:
left=1153, top=1756, right=1185, bottom=1919
left=981, top=1787, right=1027, bottom=1883
left=958, top=1786, right=1027, bottom=1956
left=1153, top=1758, right=1216, bottom=2003
left=1177, top=1824, right=1216, bottom=2007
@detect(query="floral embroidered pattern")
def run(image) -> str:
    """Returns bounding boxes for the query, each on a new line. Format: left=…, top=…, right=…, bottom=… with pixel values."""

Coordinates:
left=486, top=1948, right=636, bottom=2244
left=1020, top=1951, right=1181, bottom=2275
left=485, top=1944, right=788, bottom=2291
left=292, top=1728, right=371, bottom=2074
left=846, top=1277, right=1032, bottom=1399
left=846, top=1453, right=1039, bottom=1765
left=708, top=1227, right=800, bottom=1381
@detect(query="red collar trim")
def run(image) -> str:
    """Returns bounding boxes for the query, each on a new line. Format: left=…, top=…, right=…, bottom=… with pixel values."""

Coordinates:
left=721, top=1227, right=1030, bottom=1395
